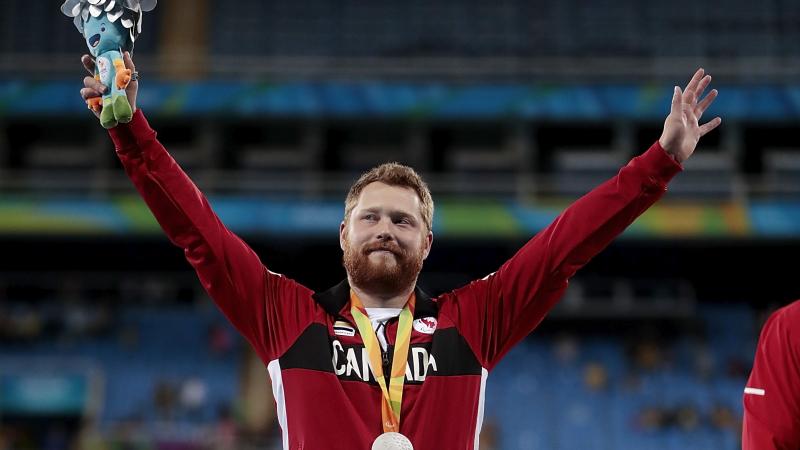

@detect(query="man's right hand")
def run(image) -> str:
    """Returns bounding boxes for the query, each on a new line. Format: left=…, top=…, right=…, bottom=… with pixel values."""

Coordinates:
left=79, top=51, right=139, bottom=119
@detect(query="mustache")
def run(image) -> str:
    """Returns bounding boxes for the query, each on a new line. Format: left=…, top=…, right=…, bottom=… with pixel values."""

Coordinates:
left=363, top=241, right=403, bottom=256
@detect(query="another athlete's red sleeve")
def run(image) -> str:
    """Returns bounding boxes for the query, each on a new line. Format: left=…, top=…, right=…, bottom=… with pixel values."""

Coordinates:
left=108, top=110, right=315, bottom=362
left=439, top=142, right=682, bottom=370
left=743, top=301, right=800, bottom=450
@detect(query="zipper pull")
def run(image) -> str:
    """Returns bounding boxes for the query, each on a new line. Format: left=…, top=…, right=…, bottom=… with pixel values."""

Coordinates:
left=382, top=350, right=390, bottom=368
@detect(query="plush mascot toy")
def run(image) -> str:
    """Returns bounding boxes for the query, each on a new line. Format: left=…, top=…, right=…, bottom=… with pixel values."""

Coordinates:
left=61, top=0, right=157, bottom=128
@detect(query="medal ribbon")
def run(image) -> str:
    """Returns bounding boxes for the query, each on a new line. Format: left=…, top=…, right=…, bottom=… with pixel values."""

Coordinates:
left=350, top=289, right=415, bottom=433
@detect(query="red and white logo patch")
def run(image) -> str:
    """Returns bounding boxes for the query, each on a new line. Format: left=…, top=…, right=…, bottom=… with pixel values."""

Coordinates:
left=413, top=317, right=438, bottom=334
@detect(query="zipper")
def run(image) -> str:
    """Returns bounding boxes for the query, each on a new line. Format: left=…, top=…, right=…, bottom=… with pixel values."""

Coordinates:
left=381, top=349, right=390, bottom=371
left=377, top=319, right=394, bottom=374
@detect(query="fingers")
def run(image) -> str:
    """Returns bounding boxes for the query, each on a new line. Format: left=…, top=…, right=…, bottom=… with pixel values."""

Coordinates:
left=84, top=75, right=107, bottom=95
left=689, top=75, right=712, bottom=106
left=699, top=117, right=722, bottom=137
left=123, top=51, right=136, bottom=78
left=683, top=68, right=705, bottom=104
left=80, top=87, right=104, bottom=100
left=696, top=75, right=712, bottom=96
left=671, top=86, right=683, bottom=114
left=683, top=68, right=704, bottom=94
left=81, top=54, right=95, bottom=76
left=695, top=88, right=718, bottom=119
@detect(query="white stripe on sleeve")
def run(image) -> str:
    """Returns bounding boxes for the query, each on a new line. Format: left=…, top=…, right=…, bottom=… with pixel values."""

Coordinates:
left=744, top=387, right=765, bottom=396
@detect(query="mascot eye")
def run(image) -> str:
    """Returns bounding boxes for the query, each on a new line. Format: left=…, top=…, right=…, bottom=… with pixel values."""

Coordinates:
left=101, top=26, right=106, bottom=32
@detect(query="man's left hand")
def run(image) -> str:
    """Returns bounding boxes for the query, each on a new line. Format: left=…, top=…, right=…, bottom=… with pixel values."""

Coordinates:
left=659, top=68, right=722, bottom=163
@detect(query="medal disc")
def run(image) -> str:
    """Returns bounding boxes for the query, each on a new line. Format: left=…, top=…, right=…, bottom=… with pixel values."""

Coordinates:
left=371, top=432, right=414, bottom=450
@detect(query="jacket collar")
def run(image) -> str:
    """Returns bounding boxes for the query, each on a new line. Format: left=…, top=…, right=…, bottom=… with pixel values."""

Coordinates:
left=313, top=279, right=437, bottom=320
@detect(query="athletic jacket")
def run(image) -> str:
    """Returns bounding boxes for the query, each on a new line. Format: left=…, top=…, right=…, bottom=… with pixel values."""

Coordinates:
left=743, top=300, right=800, bottom=449
left=109, top=110, right=681, bottom=450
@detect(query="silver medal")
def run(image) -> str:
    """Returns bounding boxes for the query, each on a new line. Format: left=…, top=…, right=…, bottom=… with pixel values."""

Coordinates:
left=371, top=432, right=414, bottom=450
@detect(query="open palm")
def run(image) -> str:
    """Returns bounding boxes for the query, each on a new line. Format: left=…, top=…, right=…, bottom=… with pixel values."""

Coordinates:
left=659, top=68, right=722, bottom=163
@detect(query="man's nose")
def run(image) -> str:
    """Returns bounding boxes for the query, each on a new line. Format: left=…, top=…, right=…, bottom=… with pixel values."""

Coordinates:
left=375, top=218, right=394, bottom=241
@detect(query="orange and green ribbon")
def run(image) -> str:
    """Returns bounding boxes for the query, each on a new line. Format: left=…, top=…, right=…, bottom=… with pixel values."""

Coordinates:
left=350, top=289, right=415, bottom=433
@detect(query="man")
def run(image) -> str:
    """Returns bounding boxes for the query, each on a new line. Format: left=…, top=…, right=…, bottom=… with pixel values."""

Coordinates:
left=80, top=53, right=721, bottom=449
left=743, top=300, right=800, bottom=449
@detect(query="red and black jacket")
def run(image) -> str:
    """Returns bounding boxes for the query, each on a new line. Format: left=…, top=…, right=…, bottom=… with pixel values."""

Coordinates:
left=109, top=109, right=681, bottom=450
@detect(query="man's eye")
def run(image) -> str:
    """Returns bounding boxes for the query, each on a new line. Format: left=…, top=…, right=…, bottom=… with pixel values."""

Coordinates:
left=364, top=214, right=377, bottom=221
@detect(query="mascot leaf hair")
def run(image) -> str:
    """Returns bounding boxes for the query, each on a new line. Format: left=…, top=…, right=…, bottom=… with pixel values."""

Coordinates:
left=61, top=0, right=157, bottom=128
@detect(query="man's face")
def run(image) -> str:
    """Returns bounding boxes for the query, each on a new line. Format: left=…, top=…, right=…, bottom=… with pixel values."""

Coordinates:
left=340, top=182, right=433, bottom=297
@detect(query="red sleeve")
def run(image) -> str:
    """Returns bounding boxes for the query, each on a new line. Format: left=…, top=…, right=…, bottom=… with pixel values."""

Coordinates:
left=438, top=142, right=682, bottom=370
left=743, top=302, right=800, bottom=450
left=108, top=110, right=316, bottom=362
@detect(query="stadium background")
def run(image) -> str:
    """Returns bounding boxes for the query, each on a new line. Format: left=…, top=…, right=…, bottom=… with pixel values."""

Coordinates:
left=2, top=1, right=800, bottom=448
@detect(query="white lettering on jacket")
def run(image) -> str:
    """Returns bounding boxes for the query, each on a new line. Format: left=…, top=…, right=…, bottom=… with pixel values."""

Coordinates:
left=331, top=340, right=438, bottom=383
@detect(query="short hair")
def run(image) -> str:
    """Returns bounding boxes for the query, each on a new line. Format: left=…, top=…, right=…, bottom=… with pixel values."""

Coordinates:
left=344, top=162, right=434, bottom=232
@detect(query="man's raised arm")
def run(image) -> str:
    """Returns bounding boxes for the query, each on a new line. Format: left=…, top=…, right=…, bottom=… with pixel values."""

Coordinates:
left=440, top=69, right=722, bottom=370
left=80, top=53, right=315, bottom=362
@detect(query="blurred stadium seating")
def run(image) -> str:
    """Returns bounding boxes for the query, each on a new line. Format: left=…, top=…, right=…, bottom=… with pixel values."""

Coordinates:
left=5, top=0, right=800, bottom=79
left=2, top=1, right=799, bottom=449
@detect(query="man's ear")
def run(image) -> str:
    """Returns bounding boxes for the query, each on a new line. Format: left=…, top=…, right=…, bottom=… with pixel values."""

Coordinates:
left=339, top=221, right=347, bottom=252
left=422, top=230, right=433, bottom=260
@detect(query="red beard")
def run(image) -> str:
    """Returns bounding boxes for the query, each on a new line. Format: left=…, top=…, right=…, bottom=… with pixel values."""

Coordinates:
left=343, top=237, right=424, bottom=297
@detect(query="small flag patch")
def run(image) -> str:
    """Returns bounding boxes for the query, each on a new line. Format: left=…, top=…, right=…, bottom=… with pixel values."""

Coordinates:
left=333, top=320, right=355, bottom=337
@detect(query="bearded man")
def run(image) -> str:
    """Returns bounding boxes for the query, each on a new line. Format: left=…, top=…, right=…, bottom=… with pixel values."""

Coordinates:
left=80, top=52, right=721, bottom=450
